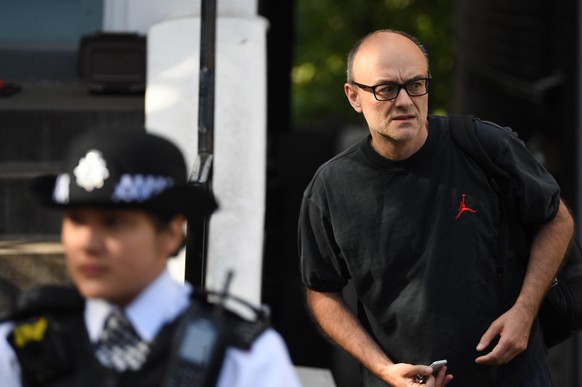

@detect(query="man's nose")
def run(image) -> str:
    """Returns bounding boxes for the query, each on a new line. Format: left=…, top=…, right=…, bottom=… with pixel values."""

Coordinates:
left=394, top=87, right=414, bottom=106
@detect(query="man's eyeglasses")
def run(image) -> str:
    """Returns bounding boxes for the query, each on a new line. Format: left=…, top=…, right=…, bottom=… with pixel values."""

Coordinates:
left=351, top=77, right=432, bottom=101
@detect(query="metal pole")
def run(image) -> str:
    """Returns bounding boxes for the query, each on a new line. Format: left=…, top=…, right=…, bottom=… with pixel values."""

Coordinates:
left=577, top=1, right=582, bottom=385
left=185, top=0, right=217, bottom=287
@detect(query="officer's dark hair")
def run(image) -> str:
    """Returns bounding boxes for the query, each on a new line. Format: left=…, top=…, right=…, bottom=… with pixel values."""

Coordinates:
left=148, top=211, right=186, bottom=257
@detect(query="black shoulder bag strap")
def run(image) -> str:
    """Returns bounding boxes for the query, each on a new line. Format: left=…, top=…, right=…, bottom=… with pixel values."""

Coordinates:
left=449, top=115, right=582, bottom=347
left=449, top=115, right=513, bottom=304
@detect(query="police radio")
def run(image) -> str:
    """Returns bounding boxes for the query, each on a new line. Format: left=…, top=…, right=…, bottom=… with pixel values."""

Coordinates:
left=162, top=273, right=232, bottom=387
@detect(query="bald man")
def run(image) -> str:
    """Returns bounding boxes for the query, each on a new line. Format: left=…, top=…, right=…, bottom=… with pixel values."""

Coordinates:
left=298, top=30, right=573, bottom=387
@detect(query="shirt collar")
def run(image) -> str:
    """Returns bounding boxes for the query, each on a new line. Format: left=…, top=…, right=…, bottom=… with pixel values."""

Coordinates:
left=85, top=268, right=192, bottom=343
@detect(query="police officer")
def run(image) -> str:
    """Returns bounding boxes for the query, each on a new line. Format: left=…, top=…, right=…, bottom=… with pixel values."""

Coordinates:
left=0, top=130, right=302, bottom=387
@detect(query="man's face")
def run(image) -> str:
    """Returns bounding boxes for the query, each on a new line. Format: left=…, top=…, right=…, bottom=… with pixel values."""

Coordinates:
left=62, top=208, right=183, bottom=307
left=345, top=32, right=430, bottom=157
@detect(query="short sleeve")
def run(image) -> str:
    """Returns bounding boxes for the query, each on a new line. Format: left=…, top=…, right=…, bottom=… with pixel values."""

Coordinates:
left=298, top=180, right=350, bottom=292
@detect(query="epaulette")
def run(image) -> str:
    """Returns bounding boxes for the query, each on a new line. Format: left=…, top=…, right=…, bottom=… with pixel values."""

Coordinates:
left=190, top=290, right=271, bottom=350
left=0, top=285, right=84, bottom=322
left=224, top=306, right=270, bottom=350
left=3, top=286, right=82, bottom=385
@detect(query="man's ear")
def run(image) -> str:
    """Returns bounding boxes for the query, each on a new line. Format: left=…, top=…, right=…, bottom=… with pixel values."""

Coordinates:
left=344, top=83, right=362, bottom=113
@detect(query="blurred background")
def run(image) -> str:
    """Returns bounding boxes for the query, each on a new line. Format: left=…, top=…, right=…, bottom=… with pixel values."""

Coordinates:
left=0, top=0, right=580, bottom=386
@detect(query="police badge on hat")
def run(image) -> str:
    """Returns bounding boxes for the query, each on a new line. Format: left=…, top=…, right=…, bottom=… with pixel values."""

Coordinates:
left=31, top=129, right=217, bottom=219
left=74, top=150, right=110, bottom=192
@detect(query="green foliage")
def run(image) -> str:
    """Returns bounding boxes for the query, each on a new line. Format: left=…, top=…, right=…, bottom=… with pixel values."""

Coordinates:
left=292, top=0, right=456, bottom=124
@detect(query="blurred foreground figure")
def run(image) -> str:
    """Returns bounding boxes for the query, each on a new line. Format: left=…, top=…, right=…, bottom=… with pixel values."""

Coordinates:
left=0, top=129, right=302, bottom=387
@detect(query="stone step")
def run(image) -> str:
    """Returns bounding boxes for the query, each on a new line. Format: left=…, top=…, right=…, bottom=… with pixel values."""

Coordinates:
left=0, top=82, right=144, bottom=237
left=0, top=82, right=144, bottom=164
left=0, top=176, right=63, bottom=236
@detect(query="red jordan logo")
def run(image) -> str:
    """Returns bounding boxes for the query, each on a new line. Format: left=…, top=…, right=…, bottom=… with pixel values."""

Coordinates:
left=455, top=193, right=477, bottom=219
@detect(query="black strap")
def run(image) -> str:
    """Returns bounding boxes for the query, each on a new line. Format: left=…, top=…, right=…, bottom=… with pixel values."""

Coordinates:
left=0, top=285, right=84, bottom=322
left=449, top=115, right=510, bottom=181
left=449, top=115, right=510, bottom=303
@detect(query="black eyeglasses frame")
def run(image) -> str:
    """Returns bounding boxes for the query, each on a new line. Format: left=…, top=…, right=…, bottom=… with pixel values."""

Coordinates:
left=351, top=77, right=432, bottom=101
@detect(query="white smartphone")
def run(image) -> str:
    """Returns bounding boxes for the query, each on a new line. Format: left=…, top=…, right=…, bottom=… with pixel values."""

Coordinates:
left=413, top=360, right=448, bottom=383
left=430, top=359, right=447, bottom=373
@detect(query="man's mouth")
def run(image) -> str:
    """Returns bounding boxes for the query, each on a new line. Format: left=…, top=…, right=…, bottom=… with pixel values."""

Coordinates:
left=393, top=114, right=415, bottom=121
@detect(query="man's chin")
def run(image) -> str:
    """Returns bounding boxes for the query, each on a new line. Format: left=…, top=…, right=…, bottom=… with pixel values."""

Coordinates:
left=386, top=126, right=420, bottom=142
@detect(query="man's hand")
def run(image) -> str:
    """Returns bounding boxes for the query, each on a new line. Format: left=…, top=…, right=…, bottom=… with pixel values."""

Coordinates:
left=475, top=302, right=535, bottom=365
left=476, top=199, right=573, bottom=366
left=306, top=290, right=455, bottom=386
left=379, top=363, right=453, bottom=386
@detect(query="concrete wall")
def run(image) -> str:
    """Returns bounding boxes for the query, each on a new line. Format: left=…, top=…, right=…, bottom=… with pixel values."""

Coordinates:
left=103, top=0, right=268, bottom=308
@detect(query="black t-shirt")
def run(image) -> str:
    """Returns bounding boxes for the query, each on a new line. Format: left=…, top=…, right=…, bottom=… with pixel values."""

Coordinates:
left=298, top=115, right=560, bottom=386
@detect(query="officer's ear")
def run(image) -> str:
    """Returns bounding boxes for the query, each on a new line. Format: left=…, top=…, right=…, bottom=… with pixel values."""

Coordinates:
left=160, top=214, right=187, bottom=258
left=344, top=82, right=363, bottom=113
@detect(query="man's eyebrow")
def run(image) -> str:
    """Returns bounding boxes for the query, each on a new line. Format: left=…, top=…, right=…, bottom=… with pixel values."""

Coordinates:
left=374, top=76, right=427, bottom=85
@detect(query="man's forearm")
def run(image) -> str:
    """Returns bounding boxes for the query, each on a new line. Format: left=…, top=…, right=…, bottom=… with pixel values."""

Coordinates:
left=516, top=198, right=574, bottom=315
left=475, top=200, right=574, bottom=366
left=305, top=289, right=393, bottom=378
